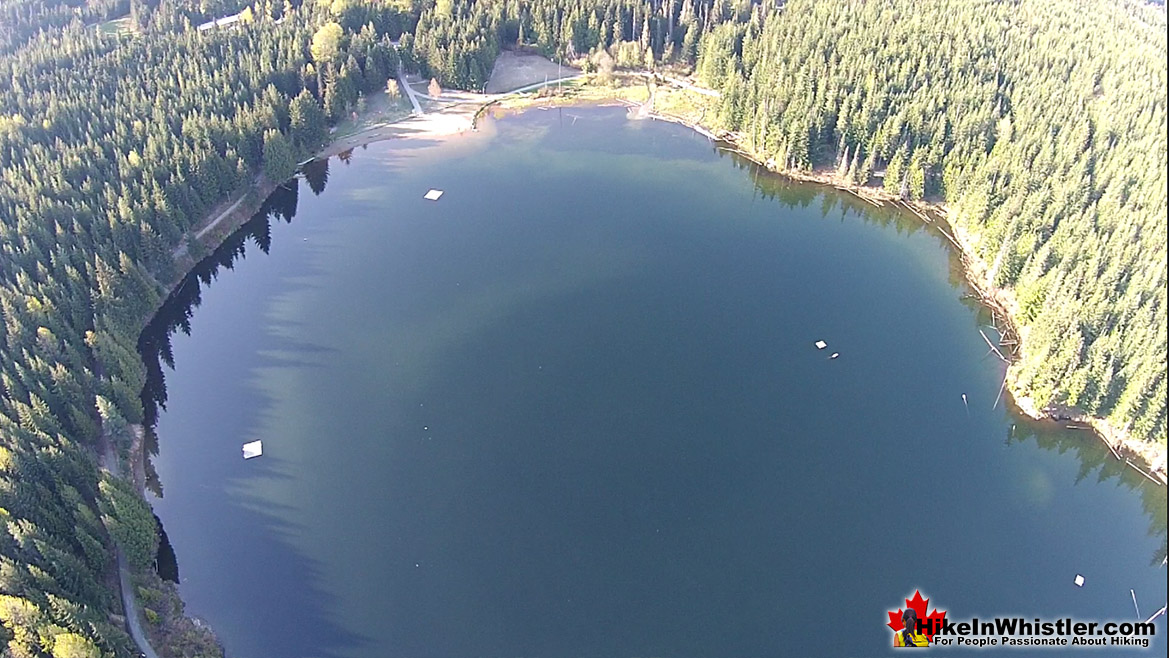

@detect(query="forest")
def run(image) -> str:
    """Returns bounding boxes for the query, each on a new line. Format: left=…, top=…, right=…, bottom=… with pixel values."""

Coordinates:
left=0, top=0, right=1164, bottom=655
left=691, top=0, right=1166, bottom=446
left=0, top=0, right=413, bottom=653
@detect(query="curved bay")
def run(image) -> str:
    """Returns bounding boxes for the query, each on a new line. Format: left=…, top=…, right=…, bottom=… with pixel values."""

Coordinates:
left=141, top=108, right=1166, bottom=657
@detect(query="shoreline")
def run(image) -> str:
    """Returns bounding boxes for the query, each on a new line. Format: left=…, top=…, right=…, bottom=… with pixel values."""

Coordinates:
left=116, top=97, right=487, bottom=658
left=132, top=104, right=487, bottom=481
left=628, top=79, right=1166, bottom=485
left=146, top=74, right=1166, bottom=490
left=125, top=73, right=1164, bottom=657
left=733, top=156, right=1167, bottom=484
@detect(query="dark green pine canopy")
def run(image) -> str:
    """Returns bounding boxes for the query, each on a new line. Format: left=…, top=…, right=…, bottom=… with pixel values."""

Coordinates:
left=0, top=0, right=1164, bottom=654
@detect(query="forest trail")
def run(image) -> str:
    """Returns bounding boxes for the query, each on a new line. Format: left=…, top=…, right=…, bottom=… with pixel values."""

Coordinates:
left=116, top=546, right=161, bottom=658
left=398, top=65, right=424, bottom=114
left=195, top=193, right=248, bottom=240
left=99, top=438, right=163, bottom=658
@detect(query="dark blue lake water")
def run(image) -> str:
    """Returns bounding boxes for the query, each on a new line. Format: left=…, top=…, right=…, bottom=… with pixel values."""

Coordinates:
left=141, top=108, right=1166, bottom=657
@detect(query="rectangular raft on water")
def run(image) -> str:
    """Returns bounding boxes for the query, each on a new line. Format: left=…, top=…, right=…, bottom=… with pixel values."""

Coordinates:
left=242, top=440, right=263, bottom=459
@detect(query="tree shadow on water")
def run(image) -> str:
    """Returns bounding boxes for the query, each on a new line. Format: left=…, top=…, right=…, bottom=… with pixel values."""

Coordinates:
left=138, top=177, right=374, bottom=658
left=192, top=476, right=374, bottom=658
left=1006, top=407, right=1168, bottom=568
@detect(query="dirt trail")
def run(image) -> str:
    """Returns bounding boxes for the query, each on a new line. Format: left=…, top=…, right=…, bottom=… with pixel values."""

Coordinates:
left=195, top=194, right=247, bottom=240
left=398, top=64, right=424, bottom=114
left=99, top=436, right=162, bottom=658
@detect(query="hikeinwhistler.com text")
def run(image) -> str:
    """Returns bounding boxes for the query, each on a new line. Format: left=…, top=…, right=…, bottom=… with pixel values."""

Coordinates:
left=918, top=617, right=1156, bottom=648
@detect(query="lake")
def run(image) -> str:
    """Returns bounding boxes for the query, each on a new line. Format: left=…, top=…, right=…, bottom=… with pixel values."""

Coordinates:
left=140, top=107, right=1166, bottom=657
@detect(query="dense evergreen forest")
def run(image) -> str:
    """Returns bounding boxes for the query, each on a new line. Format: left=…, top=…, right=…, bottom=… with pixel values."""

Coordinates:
left=0, top=0, right=412, bottom=653
left=691, top=0, right=1166, bottom=447
left=394, top=0, right=1169, bottom=448
left=0, top=0, right=1163, bottom=654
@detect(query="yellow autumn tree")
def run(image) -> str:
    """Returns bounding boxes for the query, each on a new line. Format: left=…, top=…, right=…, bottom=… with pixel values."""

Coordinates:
left=310, top=22, right=344, bottom=64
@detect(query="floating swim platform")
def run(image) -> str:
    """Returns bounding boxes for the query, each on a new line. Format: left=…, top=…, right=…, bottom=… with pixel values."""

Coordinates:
left=242, top=440, right=263, bottom=459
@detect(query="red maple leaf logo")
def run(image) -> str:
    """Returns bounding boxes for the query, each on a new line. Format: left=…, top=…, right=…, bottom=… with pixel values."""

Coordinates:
left=888, top=590, right=947, bottom=642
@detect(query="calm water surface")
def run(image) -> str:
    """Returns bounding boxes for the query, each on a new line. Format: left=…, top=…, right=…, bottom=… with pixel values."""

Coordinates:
left=141, top=108, right=1166, bottom=657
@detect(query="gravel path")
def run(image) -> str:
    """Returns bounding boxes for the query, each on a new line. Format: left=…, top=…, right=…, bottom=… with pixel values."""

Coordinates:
left=100, top=441, right=162, bottom=658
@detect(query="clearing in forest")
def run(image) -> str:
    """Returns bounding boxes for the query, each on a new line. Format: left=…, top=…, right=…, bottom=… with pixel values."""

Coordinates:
left=486, top=50, right=580, bottom=94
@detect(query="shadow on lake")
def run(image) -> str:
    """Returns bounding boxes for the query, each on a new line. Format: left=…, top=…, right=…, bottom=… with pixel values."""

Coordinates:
left=136, top=127, right=1166, bottom=655
left=138, top=169, right=376, bottom=658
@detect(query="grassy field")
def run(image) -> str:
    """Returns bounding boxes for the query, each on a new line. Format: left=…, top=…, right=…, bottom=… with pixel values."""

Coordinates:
left=486, top=50, right=581, bottom=93
left=651, top=82, right=719, bottom=126
left=95, top=16, right=135, bottom=36
left=488, top=73, right=717, bottom=128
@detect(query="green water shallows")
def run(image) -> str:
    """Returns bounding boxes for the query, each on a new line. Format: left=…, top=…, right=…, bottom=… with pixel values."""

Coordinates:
left=141, top=108, right=1166, bottom=658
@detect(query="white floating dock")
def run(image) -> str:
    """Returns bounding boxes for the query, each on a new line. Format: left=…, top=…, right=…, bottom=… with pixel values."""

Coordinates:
left=242, top=440, right=263, bottom=459
left=424, top=189, right=444, bottom=201
left=815, top=340, right=827, bottom=349
left=1074, top=574, right=1085, bottom=587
